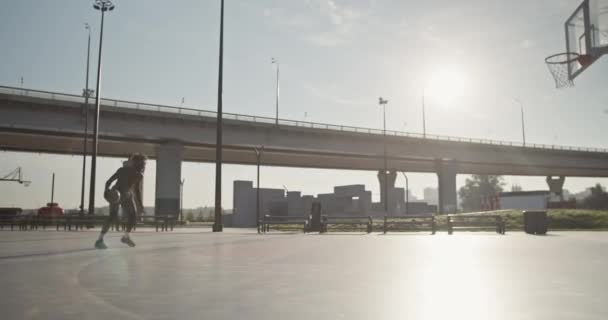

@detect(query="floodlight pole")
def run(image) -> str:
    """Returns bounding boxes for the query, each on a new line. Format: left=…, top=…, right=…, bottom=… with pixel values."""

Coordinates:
left=254, top=146, right=264, bottom=228
left=180, top=179, right=185, bottom=222
left=401, top=172, right=409, bottom=215
left=51, top=173, right=55, bottom=205
left=89, top=0, right=114, bottom=217
left=80, top=23, right=92, bottom=216
left=379, top=97, right=389, bottom=213
left=422, top=90, right=427, bottom=138
left=272, top=58, right=280, bottom=126
left=213, top=0, right=225, bottom=232
left=514, top=98, right=526, bottom=147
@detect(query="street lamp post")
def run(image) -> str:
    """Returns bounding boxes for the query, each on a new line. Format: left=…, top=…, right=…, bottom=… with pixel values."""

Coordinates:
left=271, top=57, right=280, bottom=126
left=401, top=172, right=409, bottom=216
left=254, top=146, right=264, bottom=228
left=514, top=98, right=526, bottom=147
left=213, top=0, right=225, bottom=232
left=80, top=23, right=92, bottom=216
left=88, top=0, right=114, bottom=217
left=422, top=90, right=427, bottom=138
left=379, top=97, right=389, bottom=213
left=180, top=179, right=185, bottom=222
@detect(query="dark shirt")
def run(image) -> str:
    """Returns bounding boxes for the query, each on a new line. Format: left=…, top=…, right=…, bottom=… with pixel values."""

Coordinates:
left=106, top=166, right=144, bottom=211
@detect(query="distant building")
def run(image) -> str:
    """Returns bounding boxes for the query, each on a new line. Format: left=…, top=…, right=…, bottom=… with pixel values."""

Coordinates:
left=424, top=187, right=438, bottom=205
left=232, top=181, right=436, bottom=228
left=498, top=191, right=550, bottom=210
left=232, top=181, right=286, bottom=227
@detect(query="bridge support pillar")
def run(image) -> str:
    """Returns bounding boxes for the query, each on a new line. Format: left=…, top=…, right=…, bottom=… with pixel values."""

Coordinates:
left=155, top=142, right=183, bottom=217
left=378, top=169, right=397, bottom=213
left=546, top=176, right=566, bottom=201
left=437, top=160, right=457, bottom=214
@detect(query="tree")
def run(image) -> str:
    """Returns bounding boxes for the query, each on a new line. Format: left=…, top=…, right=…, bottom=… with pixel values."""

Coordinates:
left=582, top=184, right=608, bottom=210
left=185, top=211, right=194, bottom=222
left=458, top=175, right=505, bottom=212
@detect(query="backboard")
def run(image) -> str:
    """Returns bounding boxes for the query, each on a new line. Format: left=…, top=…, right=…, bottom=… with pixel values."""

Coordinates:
left=565, top=0, right=608, bottom=80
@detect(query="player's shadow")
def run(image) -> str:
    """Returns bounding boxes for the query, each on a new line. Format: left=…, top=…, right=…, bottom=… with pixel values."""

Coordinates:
left=0, top=248, right=97, bottom=260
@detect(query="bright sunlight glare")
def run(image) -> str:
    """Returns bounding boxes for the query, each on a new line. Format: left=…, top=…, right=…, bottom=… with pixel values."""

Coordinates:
left=425, top=65, right=468, bottom=106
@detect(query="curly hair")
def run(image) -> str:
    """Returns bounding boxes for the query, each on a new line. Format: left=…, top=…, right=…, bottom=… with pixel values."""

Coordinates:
left=130, top=153, right=148, bottom=171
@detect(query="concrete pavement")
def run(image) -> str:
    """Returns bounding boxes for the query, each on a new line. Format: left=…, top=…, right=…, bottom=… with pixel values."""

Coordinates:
left=1, top=229, right=607, bottom=319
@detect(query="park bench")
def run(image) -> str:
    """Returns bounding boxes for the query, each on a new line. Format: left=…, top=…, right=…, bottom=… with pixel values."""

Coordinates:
left=0, top=208, right=22, bottom=231
left=258, top=215, right=310, bottom=233
left=383, top=215, right=436, bottom=234
left=139, top=215, right=177, bottom=232
left=0, top=215, right=19, bottom=230
left=447, top=214, right=505, bottom=235
left=320, top=215, right=373, bottom=233
left=65, top=215, right=108, bottom=231
left=11, top=215, right=37, bottom=231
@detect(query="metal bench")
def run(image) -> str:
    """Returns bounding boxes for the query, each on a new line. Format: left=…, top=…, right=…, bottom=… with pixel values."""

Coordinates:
left=0, top=208, right=22, bottom=231
left=139, top=215, right=177, bottom=232
left=54, top=215, right=105, bottom=231
left=258, top=215, right=310, bottom=233
left=447, top=214, right=505, bottom=235
left=0, top=215, right=19, bottom=230
left=383, top=215, right=436, bottom=234
left=320, top=215, right=373, bottom=233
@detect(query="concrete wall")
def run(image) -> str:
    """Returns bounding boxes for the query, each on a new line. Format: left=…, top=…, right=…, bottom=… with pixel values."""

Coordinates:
left=154, top=142, right=183, bottom=216
left=232, top=180, right=286, bottom=227
left=499, top=194, right=549, bottom=210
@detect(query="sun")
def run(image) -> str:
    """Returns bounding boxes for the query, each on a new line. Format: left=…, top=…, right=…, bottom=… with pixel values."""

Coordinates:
left=425, top=66, right=468, bottom=106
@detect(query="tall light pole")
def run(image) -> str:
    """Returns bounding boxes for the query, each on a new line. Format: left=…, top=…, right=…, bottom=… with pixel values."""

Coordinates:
left=254, top=146, right=264, bottom=228
left=379, top=97, right=389, bottom=213
left=213, top=0, right=225, bottom=232
left=88, top=0, right=114, bottom=217
left=180, top=179, right=185, bottom=222
left=51, top=173, right=55, bottom=205
left=422, top=90, right=427, bottom=138
left=80, top=23, right=92, bottom=216
left=271, top=57, right=280, bottom=126
left=514, top=98, right=526, bottom=147
left=401, top=172, right=409, bottom=216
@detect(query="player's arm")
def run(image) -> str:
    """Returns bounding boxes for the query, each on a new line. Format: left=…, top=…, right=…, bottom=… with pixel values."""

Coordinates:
left=105, top=169, right=120, bottom=191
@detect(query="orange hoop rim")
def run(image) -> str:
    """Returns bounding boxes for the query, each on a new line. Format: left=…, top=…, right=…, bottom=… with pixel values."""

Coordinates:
left=545, top=52, right=581, bottom=65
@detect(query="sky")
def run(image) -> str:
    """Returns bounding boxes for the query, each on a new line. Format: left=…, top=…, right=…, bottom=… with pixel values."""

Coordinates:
left=1, top=0, right=608, bottom=210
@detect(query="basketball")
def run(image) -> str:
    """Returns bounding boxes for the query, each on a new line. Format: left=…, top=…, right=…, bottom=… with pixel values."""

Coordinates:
left=104, top=189, right=120, bottom=204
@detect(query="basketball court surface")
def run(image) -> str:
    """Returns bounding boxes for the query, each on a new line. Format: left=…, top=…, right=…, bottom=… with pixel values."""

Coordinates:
left=1, top=229, right=608, bottom=320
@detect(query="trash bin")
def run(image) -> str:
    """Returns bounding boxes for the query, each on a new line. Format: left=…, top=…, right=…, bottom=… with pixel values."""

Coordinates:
left=308, top=202, right=322, bottom=232
left=523, top=211, right=548, bottom=235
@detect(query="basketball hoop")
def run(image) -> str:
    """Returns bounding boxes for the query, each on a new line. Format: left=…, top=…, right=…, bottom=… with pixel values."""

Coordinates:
left=545, top=52, right=592, bottom=88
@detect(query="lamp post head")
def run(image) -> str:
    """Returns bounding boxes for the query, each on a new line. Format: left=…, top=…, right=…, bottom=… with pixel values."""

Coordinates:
left=378, top=97, right=388, bottom=105
left=85, top=23, right=90, bottom=30
left=93, top=0, right=115, bottom=12
left=271, top=57, right=278, bottom=65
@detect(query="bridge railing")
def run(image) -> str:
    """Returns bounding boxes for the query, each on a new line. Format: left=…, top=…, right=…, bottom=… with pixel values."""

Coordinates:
left=2, top=85, right=607, bottom=154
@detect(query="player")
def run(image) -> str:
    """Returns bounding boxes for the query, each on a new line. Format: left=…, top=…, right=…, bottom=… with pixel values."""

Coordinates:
left=95, top=153, right=147, bottom=249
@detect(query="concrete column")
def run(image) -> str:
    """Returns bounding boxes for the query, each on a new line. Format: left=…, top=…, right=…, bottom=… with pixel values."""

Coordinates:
left=377, top=169, right=397, bottom=213
left=155, top=142, right=183, bottom=217
left=546, top=176, right=566, bottom=201
left=437, top=160, right=457, bottom=214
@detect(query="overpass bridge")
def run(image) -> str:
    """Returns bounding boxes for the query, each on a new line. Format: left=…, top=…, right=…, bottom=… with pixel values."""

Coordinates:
left=2, top=86, right=608, bottom=214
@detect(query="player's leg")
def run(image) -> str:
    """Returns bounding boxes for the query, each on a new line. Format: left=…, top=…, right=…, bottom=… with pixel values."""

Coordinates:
left=95, top=202, right=119, bottom=249
left=120, top=193, right=137, bottom=247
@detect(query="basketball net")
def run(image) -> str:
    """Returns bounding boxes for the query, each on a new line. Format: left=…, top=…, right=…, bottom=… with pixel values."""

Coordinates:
left=545, top=52, right=592, bottom=89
